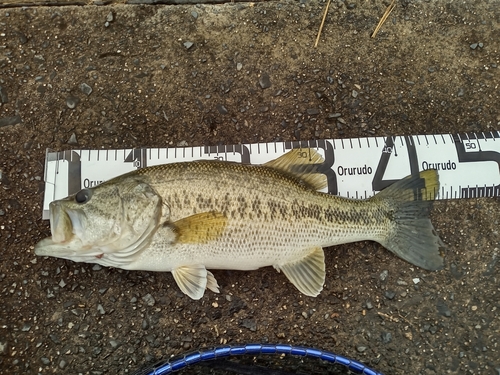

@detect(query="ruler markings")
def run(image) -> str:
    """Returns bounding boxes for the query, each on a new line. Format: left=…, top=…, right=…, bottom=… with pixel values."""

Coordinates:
left=41, top=132, right=500, bottom=219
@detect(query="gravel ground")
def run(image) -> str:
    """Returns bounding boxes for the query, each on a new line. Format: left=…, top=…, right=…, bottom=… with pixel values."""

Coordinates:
left=0, top=1, right=499, bottom=374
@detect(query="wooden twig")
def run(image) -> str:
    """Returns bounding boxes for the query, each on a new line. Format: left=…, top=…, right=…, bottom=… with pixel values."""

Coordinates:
left=314, top=0, right=331, bottom=48
left=371, top=0, right=396, bottom=38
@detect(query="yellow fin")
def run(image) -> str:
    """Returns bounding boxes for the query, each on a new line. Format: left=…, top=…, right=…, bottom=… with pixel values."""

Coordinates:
left=276, top=247, right=325, bottom=297
left=172, top=211, right=227, bottom=244
left=376, top=169, right=440, bottom=202
left=264, top=149, right=327, bottom=191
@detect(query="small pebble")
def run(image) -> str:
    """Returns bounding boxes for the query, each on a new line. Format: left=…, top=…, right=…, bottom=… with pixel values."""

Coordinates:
left=191, top=11, right=198, bottom=19
left=381, top=332, right=392, bottom=344
left=356, top=346, right=367, bottom=353
left=59, top=359, right=67, bottom=369
left=379, top=270, right=388, bottom=281
left=183, top=41, right=194, bottom=50
left=216, top=104, right=228, bottom=115
left=259, top=73, right=272, bottom=89
left=41, top=357, right=50, bottom=365
left=67, top=133, right=78, bottom=145
left=80, top=83, right=92, bottom=96
left=437, top=300, right=451, bottom=317
left=65, top=96, right=79, bottom=109
left=142, top=293, right=156, bottom=306
left=366, top=301, right=373, bottom=310
left=241, top=319, right=257, bottom=331
left=385, top=291, right=396, bottom=300
left=92, top=264, right=102, bottom=271
left=0, top=115, right=22, bottom=127
left=0, top=85, right=8, bottom=103
left=470, top=43, right=478, bottom=50
left=236, top=62, right=242, bottom=71
left=21, top=323, right=31, bottom=332
left=109, top=339, right=120, bottom=349
left=97, top=304, right=105, bottom=315
left=50, top=334, right=61, bottom=344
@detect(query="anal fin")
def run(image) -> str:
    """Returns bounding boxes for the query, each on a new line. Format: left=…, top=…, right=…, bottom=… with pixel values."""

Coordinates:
left=276, top=247, right=325, bottom=297
left=172, top=265, right=219, bottom=300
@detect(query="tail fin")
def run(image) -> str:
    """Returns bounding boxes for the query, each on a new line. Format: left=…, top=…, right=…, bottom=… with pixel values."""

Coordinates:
left=373, top=169, right=445, bottom=271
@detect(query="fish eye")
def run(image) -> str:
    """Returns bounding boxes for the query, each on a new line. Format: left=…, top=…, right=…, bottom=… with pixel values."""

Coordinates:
left=75, top=189, right=92, bottom=204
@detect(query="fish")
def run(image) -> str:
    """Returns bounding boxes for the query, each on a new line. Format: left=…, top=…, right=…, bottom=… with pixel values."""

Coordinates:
left=35, top=148, right=445, bottom=300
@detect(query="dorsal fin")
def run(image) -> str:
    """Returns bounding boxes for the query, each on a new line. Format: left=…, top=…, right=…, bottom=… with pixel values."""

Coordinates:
left=264, top=148, right=327, bottom=191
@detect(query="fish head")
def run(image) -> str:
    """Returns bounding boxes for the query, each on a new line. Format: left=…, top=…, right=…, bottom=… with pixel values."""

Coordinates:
left=35, top=176, right=164, bottom=267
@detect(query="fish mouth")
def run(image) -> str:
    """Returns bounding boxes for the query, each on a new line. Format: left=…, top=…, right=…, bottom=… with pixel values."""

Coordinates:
left=34, top=201, right=95, bottom=259
left=49, top=201, right=74, bottom=244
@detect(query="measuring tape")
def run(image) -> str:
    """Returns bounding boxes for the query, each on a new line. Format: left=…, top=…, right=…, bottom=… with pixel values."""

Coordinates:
left=42, top=131, right=500, bottom=219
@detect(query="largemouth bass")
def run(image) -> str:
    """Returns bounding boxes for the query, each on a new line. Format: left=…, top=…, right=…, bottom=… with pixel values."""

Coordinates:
left=35, top=149, right=445, bottom=299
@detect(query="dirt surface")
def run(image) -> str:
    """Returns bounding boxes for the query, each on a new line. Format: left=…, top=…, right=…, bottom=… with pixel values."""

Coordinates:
left=0, top=0, right=499, bottom=374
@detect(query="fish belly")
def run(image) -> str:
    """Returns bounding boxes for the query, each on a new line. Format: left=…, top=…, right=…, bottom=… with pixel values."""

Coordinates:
left=127, top=207, right=380, bottom=272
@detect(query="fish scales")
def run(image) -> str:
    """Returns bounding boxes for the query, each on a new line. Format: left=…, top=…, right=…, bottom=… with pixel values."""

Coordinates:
left=35, top=149, right=445, bottom=299
left=142, top=160, right=387, bottom=226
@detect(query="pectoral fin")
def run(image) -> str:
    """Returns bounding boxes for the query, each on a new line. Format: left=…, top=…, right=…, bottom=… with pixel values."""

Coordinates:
left=172, top=265, right=220, bottom=300
left=171, top=211, right=228, bottom=244
left=276, top=247, right=325, bottom=297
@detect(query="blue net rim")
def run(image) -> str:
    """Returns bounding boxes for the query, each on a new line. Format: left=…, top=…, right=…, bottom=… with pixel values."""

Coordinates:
left=137, top=343, right=384, bottom=375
